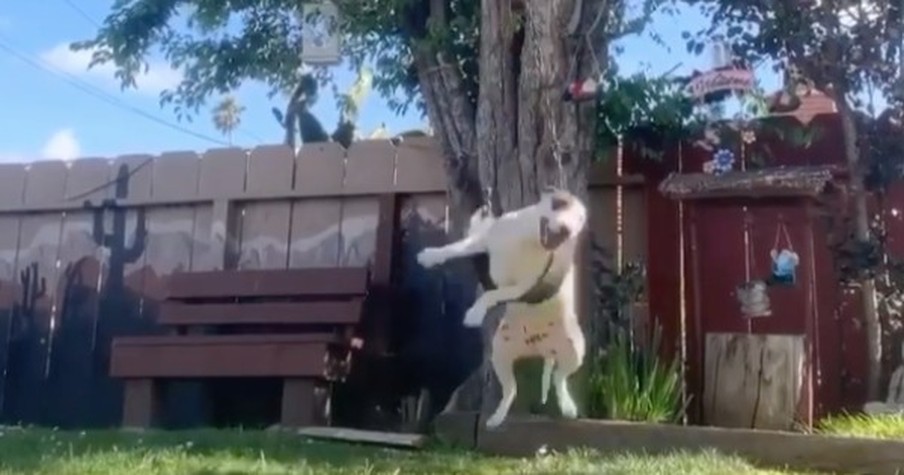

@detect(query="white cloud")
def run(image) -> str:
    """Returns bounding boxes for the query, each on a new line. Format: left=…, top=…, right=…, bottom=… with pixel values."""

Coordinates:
left=40, top=43, right=182, bottom=95
left=41, top=128, right=81, bottom=161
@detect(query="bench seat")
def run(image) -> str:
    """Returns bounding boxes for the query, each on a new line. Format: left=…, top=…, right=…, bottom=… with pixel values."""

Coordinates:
left=111, top=333, right=343, bottom=379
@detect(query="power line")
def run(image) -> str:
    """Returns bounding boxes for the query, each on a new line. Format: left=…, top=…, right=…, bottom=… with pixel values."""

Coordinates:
left=0, top=34, right=230, bottom=146
left=58, top=0, right=267, bottom=146
left=60, top=0, right=101, bottom=28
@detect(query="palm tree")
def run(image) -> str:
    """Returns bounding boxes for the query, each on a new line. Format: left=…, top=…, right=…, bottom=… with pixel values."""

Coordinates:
left=211, top=95, right=245, bottom=145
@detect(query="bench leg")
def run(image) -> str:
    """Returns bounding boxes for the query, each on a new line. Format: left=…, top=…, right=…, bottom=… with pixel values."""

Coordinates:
left=281, top=379, right=330, bottom=428
left=122, top=379, right=161, bottom=429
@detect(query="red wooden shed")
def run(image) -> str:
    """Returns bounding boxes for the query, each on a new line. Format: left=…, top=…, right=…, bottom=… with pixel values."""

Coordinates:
left=660, top=165, right=851, bottom=429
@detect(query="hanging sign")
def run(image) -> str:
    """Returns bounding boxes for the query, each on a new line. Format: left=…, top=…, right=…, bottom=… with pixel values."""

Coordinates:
left=685, top=66, right=755, bottom=101
left=300, top=1, right=341, bottom=65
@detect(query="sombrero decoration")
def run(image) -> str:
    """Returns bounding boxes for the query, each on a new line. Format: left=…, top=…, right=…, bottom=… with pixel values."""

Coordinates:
left=684, top=60, right=756, bottom=104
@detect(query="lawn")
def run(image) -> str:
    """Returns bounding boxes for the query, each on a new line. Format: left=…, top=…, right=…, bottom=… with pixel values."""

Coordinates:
left=0, top=427, right=818, bottom=474
left=816, top=412, right=904, bottom=440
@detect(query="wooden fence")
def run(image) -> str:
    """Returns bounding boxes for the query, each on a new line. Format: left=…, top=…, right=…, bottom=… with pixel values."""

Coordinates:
left=0, top=137, right=644, bottom=428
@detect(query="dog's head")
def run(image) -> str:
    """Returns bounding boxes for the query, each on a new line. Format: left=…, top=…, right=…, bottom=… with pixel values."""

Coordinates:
left=537, top=187, right=588, bottom=251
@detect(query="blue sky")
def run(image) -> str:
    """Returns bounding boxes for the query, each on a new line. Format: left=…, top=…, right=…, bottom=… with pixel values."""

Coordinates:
left=0, top=2, right=783, bottom=164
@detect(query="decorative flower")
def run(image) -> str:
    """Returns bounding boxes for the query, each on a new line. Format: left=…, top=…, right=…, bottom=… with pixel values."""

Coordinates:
left=741, top=129, right=756, bottom=144
left=712, top=148, right=735, bottom=174
left=703, top=160, right=716, bottom=174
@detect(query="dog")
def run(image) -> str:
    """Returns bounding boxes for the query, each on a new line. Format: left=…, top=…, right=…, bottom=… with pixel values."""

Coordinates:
left=417, top=187, right=588, bottom=428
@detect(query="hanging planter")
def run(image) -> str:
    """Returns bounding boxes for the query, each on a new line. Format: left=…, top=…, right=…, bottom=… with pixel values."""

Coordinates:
left=736, top=279, right=772, bottom=318
left=768, top=222, right=800, bottom=286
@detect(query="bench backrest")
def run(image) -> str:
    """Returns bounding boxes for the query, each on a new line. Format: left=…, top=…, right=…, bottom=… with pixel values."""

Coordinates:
left=159, top=267, right=370, bottom=327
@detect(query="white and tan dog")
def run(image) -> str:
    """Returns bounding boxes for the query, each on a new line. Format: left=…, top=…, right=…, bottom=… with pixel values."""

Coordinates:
left=417, top=188, right=588, bottom=428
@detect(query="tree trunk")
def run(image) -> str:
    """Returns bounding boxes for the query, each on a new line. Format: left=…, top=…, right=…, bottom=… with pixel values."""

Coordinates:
left=838, top=98, right=882, bottom=401
left=413, top=0, right=604, bottom=417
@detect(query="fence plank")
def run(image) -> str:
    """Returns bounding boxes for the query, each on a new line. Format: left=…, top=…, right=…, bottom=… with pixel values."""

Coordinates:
left=7, top=161, right=68, bottom=425
left=239, top=146, right=293, bottom=269
left=289, top=199, right=342, bottom=268
left=394, top=192, right=477, bottom=423
left=394, top=137, right=445, bottom=193
left=338, top=198, right=380, bottom=267
left=146, top=151, right=207, bottom=428
left=109, top=155, right=153, bottom=297
left=194, top=148, right=247, bottom=271
left=65, top=158, right=113, bottom=203
left=0, top=164, right=23, bottom=423
left=0, top=164, right=26, bottom=209
left=344, top=140, right=395, bottom=194
left=198, top=148, right=247, bottom=198
left=296, top=143, right=345, bottom=196
left=110, top=155, right=153, bottom=201
left=47, top=158, right=111, bottom=427
left=143, top=152, right=200, bottom=301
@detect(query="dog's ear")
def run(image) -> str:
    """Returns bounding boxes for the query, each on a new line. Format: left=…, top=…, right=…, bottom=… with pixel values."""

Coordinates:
left=539, top=216, right=571, bottom=250
left=548, top=190, right=573, bottom=212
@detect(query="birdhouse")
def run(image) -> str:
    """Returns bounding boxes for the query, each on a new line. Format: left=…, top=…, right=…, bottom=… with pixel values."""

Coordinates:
left=300, top=1, right=341, bottom=66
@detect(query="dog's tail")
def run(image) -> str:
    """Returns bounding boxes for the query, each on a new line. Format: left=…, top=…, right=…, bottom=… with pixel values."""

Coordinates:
left=540, top=357, right=555, bottom=405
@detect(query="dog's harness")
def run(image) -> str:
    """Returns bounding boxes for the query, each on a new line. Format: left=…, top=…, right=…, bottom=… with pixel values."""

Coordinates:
left=516, top=252, right=562, bottom=304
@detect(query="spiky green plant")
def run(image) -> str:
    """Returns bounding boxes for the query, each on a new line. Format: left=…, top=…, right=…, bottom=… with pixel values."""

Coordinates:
left=586, top=324, right=685, bottom=423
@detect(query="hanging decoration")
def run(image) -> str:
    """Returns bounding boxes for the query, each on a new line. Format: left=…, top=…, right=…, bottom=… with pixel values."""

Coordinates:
left=563, top=77, right=599, bottom=103
left=682, top=38, right=762, bottom=173
left=685, top=64, right=756, bottom=104
left=737, top=280, right=772, bottom=318
left=735, top=213, right=772, bottom=318
left=703, top=148, right=736, bottom=175
left=561, top=0, right=605, bottom=104
left=685, top=38, right=755, bottom=103
left=300, top=1, right=341, bottom=66
left=769, top=222, right=800, bottom=286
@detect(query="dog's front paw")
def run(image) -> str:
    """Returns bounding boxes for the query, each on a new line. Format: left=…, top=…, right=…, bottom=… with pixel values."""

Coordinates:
left=417, top=248, right=445, bottom=268
left=462, top=303, right=487, bottom=327
left=485, top=412, right=506, bottom=429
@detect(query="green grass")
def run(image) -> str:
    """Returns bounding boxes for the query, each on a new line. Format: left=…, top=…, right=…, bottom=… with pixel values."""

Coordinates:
left=0, top=427, right=818, bottom=474
left=817, top=412, right=904, bottom=440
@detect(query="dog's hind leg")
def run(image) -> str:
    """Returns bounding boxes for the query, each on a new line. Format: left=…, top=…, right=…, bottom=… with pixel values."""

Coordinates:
left=553, top=324, right=585, bottom=419
left=486, top=347, right=518, bottom=429
left=540, top=357, right=555, bottom=405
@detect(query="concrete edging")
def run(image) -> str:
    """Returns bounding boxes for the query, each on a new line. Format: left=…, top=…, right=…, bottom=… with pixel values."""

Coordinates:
left=434, top=413, right=904, bottom=474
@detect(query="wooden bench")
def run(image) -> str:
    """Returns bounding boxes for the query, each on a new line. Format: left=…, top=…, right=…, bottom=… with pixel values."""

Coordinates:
left=110, top=267, right=370, bottom=429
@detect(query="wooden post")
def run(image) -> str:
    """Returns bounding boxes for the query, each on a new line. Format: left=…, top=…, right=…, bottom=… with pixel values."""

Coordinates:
left=121, top=379, right=160, bottom=429
left=281, top=379, right=330, bottom=427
